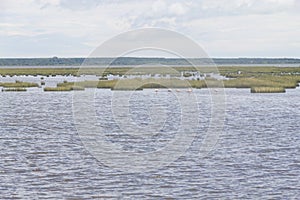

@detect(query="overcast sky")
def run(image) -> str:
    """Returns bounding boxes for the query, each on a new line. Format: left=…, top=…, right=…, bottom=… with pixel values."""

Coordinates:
left=0, top=0, right=299, bottom=58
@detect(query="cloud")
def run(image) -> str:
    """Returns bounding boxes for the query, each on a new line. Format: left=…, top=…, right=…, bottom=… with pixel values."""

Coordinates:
left=197, top=0, right=296, bottom=16
left=0, top=0, right=299, bottom=57
left=59, top=0, right=101, bottom=10
left=0, top=33, right=91, bottom=57
left=151, top=0, right=167, bottom=13
left=169, top=3, right=187, bottom=15
left=185, top=12, right=300, bottom=57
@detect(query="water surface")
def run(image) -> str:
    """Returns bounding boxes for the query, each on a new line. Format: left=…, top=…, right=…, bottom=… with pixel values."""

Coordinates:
left=0, top=88, right=299, bottom=199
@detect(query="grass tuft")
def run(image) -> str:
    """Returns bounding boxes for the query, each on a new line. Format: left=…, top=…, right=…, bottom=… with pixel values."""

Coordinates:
left=44, top=85, right=85, bottom=91
left=2, top=88, right=27, bottom=92
left=251, top=87, right=286, bottom=93
left=44, top=87, right=72, bottom=91
left=0, top=81, right=39, bottom=88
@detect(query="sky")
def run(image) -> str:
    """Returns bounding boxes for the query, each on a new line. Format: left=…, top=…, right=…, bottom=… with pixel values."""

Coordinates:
left=0, top=0, right=299, bottom=58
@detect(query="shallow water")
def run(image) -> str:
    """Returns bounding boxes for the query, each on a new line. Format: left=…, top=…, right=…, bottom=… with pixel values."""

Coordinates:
left=0, top=75, right=99, bottom=87
left=0, top=88, right=299, bottom=199
left=1, top=64, right=300, bottom=68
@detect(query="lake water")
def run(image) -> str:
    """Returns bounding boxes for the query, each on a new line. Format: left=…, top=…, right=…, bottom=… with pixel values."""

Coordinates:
left=0, top=87, right=299, bottom=199
left=1, top=64, right=300, bottom=68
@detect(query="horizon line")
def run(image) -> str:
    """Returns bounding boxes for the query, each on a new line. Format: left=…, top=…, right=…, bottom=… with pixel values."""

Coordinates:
left=1, top=57, right=300, bottom=59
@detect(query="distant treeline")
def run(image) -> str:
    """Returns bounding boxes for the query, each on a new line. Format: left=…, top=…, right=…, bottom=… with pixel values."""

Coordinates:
left=0, top=57, right=300, bottom=66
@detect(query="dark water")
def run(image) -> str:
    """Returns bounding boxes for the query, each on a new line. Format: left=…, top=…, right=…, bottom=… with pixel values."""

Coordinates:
left=1, top=64, right=300, bottom=68
left=0, top=88, right=299, bottom=199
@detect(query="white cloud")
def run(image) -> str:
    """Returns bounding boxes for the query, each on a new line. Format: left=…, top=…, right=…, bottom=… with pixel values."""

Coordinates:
left=169, top=3, right=187, bottom=15
left=185, top=12, right=300, bottom=57
left=0, top=0, right=299, bottom=57
left=37, top=0, right=61, bottom=7
left=194, top=0, right=297, bottom=18
left=151, top=0, right=167, bottom=13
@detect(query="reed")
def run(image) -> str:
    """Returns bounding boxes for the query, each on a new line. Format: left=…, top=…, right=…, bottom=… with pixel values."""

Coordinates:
left=4, top=66, right=294, bottom=92
left=220, top=67, right=300, bottom=78
left=0, top=66, right=299, bottom=77
left=251, top=87, right=286, bottom=93
left=0, top=81, right=39, bottom=88
left=224, top=78, right=276, bottom=88
left=44, top=85, right=85, bottom=91
left=51, top=75, right=300, bottom=91
left=52, top=78, right=191, bottom=91
left=82, top=78, right=192, bottom=89
left=2, top=88, right=27, bottom=92
left=260, top=75, right=300, bottom=88
left=222, top=76, right=300, bottom=89
left=188, top=80, right=207, bottom=88
left=58, top=80, right=101, bottom=88
left=44, top=87, right=72, bottom=91
left=70, top=86, right=85, bottom=91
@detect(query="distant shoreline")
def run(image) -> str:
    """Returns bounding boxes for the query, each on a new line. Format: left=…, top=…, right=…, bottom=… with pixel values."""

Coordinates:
left=1, top=64, right=300, bottom=69
left=0, top=57, right=300, bottom=67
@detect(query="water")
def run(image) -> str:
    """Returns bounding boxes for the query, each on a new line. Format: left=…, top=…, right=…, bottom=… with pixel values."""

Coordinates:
left=1, top=63, right=300, bottom=68
left=0, top=87, right=299, bottom=199
left=0, top=75, right=99, bottom=87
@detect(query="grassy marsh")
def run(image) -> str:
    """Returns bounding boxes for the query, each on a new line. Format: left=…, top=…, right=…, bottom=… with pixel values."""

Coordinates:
left=0, top=66, right=299, bottom=77
left=251, top=87, right=286, bottom=93
left=44, top=85, right=85, bottom=92
left=58, top=78, right=193, bottom=90
left=0, top=81, right=39, bottom=88
left=1, top=66, right=299, bottom=93
left=51, top=73, right=300, bottom=92
left=44, top=87, right=72, bottom=92
left=223, top=76, right=300, bottom=89
left=2, top=88, right=27, bottom=92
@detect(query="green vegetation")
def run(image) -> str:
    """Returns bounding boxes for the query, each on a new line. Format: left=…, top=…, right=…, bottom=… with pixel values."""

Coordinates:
left=193, top=75, right=300, bottom=89
left=0, top=66, right=300, bottom=77
left=0, top=81, right=39, bottom=88
left=219, top=67, right=300, bottom=78
left=48, top=72, right=300, bottom=92
left=251, top=87, right=286, bottom=93
left=57, top=78, right=192, bottom=90
left=44, top=87, right=72, bottom=91
left=71, top=86, right=85, bottom=91
left=0, top=66, right=299, bottom=93
left=44, top=85, right=85, bottom=92
left=223, top=76, right=300, bottom=89
left=0, top=68, right=79, bottom=77
left=2, top=88, right=27, bottom=92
